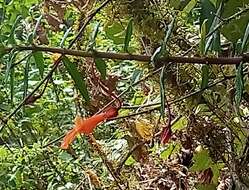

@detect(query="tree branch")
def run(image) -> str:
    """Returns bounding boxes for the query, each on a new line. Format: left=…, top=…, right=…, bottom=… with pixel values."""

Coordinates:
left=3, top=45, right=249, bottom=66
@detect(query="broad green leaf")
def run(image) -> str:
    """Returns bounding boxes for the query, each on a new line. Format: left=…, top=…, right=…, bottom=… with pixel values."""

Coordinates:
left=0, top=147, right=8, bottom=158
left=124, top=19, right=133, bottom=52
left=241, top=22, right=249, bottom=53
left=196, top=184, right=217, bottom=190
left=235, top=62, right=243, bottom=108
left=221, top=0, right=249, bottom=43
left=105, top=22, right=124, bottom=44
left=201, top=64, right=209, bottom=89
left=199, top=0, right=216, bottom=30
left=59, top=152, right=73, bottom=161
left=33, top=51, right=44, bottom=78
left=183, top=0, right=198, bottom=14
left=62, top=56, right=90, bottom=102
left=125, top=156, right=136, bottom=166
left=172, top=116, right=188, bottom=132
left=160, top=143, right=181, bottom=160
left=190, top=149, right=212, bottom=171
left=209, top=0, right=218, bottom=7
left=95, top=58, right=107, bottom=79
left=160, top=65, right=166, bottom=117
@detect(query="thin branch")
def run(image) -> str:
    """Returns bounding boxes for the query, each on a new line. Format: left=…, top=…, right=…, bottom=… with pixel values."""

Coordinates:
left=110, top=75, right=236, bottom=120
left=3, top=45, right=249, bottom=66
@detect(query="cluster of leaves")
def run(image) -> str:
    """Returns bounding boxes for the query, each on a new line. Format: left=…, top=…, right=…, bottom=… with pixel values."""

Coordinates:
left=0, top=0, right=249, bottom=189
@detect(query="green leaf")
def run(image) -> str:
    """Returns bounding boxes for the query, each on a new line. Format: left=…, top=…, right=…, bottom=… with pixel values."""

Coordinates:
left=10, top=68, right=14, bottom=105
left=183, top=0, right=198, bottom=14
left=4, top=51, right=17, bottom=84
left=241, top=21, right=249, bottom=53
left=92, top=22, right=100, bottom=42
left=160, top=143, right=181, bottom=160
left=0, top=44, right=6, bottom=58
left=201, top=64, right=209, bottom=89
left=235, top=62, right=243, bottom=108
left=8, top=15, right=22, bottom=45
left=172, top=116, right=188, bottom=132
left=206, top=2, right=223, bottom=53
left=200, top=19, right=208, bottom=54
left=130, top=69, right=142, bottom=84
left=161, top=17, right=175, bottom=54
left=151, top=46, right=162, bottom=65
left=221, top=0, right=249, bottom=43
left=160, top=65, right=166, bottom=117
left=125, top=156, right=136, bottom=166
left=88, top=22, right=100, bottom=50
left=95, top=58, right=107, bottom=79
left=199, top=0, right=216, bottom=30
left=23, top=57, right=30, bottom=99
left=60, top=27, right=72, bottom=47
left=28, top=15, right=42, bottom=43
left=124, top=19, right=133, bottom=52
left=62, top=56, right=90, bottom=102
left=33, top=51, right=44, bottom=78
left=190, top=149, right=212, bottom=172
left=105, top=22, right=124, bottom=44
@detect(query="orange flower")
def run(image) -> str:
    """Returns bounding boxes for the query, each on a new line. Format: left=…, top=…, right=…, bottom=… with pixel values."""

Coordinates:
left=61, top=107, right=118, bottom=149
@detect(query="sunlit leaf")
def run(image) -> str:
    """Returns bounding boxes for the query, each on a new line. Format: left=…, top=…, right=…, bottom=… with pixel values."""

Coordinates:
left=62, top=56, right=90, bottom=102
left=105, top=22, right=124, bottom=44
left=125, top=156, right=136, bottom=166
left=190, top=149, right=212, bottom=172
left=160, top=143, right=181, bottom=159
left=172, top=116, right=188, bottom=132
left=183, top=0, right=198, bottom=14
